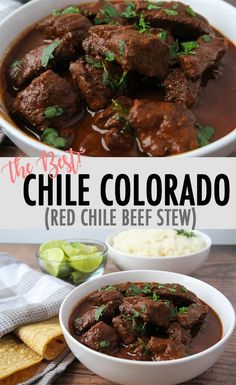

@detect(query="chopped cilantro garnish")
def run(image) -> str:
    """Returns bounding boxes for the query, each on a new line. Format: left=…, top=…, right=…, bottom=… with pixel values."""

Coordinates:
left=197, top=124, right=215, bottom=147
left=181, top=286, right=189, bottom=293
left=10, top=59, right=21, bottom=70
left=44, top=106, right=64, bottom=119
left=178, top=306, right=189, bottom=314
left=136, top=12, right=150, bottom=33
left=41, top=40, right=61, bottom=68
left=176, top=229, right=196, bottom=238
left=203, top=34, right=212, bottom=43
left=53, top=6, right=80, bottom=16
left=169, top=40, right=179, bottom=58
left=105, top=51, right=116, bottom=62
left=172, top=3, right=179, bottom=9
left=147, top=3, right=161, bottom=10
left=86, top=56, right=103, bottom=68
left=95, top=304, right=107, bottom=321
left=133, top=310, right=140, bottom=318
left=41, top=128, right=68, bottom=149
left=185, top=5, right=196, bottom=17
left=141, top=304, right=146, bottom=313
left=121, top=2, right=136, bottom=18
left=172, top=307, right=178, bottom=317
left=157, top=284, right=166, bottom=289
left=180, top=41, right=199, bottom=55
left=102, top=285, right=116, bottom=291
left=168, top=287, right=176, bottom=293
left=100, top=340, right=110, bottom=348
left=97, top=4, right=120, bottom=23
left=163, top=9, right=178, bottom=16
left=158, top=31, right=168, bottom=41
left=152, top=292, right=159, bottom=301
left=119, top=40, right=126, bottom=60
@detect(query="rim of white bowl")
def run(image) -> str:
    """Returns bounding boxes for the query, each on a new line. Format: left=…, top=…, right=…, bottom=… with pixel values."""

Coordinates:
left=105, top=229, right=212, bottom=260
left=0, top=0, right=236, bottom=157
left=59, top=270, right=236, bottom=366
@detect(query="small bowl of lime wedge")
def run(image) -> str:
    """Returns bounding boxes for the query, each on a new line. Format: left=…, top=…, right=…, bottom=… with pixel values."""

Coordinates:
left=36, top=239, right=107, bottom=285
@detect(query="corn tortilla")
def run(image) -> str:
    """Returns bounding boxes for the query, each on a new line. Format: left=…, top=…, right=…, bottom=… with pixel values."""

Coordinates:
left=0, top=335, right=42, bottom=383
left=14, top=316, right=66, bottom=360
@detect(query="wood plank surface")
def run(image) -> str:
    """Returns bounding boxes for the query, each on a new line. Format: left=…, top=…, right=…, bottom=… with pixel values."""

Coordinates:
left=0, top=244, right=235, bottom=385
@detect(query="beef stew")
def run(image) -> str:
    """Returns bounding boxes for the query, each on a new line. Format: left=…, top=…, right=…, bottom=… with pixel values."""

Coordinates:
left=70, top=282, right=222, bottom=361
left=1, top=1, right=236, bottom=156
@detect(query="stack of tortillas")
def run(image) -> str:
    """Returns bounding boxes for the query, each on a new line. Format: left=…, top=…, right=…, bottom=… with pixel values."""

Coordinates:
left=0, top=316, right=66, bottom=385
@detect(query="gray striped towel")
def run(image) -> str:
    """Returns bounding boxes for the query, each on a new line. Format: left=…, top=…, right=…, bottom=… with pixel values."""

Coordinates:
left=0, top=253, right=75, bottom=385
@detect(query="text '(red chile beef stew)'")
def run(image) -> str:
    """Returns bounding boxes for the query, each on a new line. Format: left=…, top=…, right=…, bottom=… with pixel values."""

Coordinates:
left=1, top=1, right=236, bottom=156
left=70, top=282, right=222, bottom=361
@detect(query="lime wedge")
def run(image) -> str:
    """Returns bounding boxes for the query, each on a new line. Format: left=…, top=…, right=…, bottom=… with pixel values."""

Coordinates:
left=69, top=253, right=103, bottom=273
left=39, top=240, right=70, bottom=255
left=39, top=247, right=71, bottom=278
left=70, top=270, right=86, bottom=284
left=71, top=242, right=98, bottom=255
left=62, top=244, right=80, bottom=257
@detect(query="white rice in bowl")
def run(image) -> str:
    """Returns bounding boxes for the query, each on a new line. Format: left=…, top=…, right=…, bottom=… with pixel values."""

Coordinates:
left=111, top=229, right=206, bottom=257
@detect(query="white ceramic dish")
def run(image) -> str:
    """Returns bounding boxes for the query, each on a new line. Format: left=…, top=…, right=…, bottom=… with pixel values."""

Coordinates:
left=0, top=0, right=236, bottom=156
left=59, top=270, right=235, bottom=385
left=106, top=229, right=211, bottom=274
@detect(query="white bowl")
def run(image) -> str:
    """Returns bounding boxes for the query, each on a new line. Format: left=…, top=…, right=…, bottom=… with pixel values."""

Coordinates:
left=106, top=230, right=211, bottom=274
left=59, top=270, right=235, bottom=385
left=0, top=0, right=236, bottom=156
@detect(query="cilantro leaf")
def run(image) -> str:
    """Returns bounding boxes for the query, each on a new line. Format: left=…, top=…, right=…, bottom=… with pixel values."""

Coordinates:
left=203, top=34, right=212, bottom=43
left=95, top=304, right=107, bottom=321
left=176, top=229, right=196, bottom=238
left=44, top=106, right=64, bottom=119
left=86, top=56, right=103, bottom=68
left=197, top=124, right=215, bottom=147
left=135, top=12, right=150, bottom=33
left=41, top=128, right=68, bottom=149
left=185, top=5, right=196, bottom=17
left=10, top=59, right=21, bottom=70
left=105, top=50, right=116, bottom=62
left=163, top=9, right=178, bottom=16
left=99, top=340, right=110, bottom=348
left=180, top=41, right=199, bottom=55
left=41, top=40, right=61, bottom=68
left=158, top=31, right=168, bottom=41
left=62, top=6, right=81, bottom=14
left=178, top=306, right=189, bottom=314
left=119, top=40, right=126, bottom=60
left=121, top=2, right=136, bottom=18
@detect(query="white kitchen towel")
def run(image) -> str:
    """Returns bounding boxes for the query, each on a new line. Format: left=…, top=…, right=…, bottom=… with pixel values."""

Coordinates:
left=0, top=253, right=75, bottom=385
left=0, top=253, right=73, bottom=336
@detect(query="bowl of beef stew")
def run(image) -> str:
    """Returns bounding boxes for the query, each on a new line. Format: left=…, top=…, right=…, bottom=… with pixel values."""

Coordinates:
left=0, top=0, right=236, bottom=156
left=59, top=270, right=235, bottom=385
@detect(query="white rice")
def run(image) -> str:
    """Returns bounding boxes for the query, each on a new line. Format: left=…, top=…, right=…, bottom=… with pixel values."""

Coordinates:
left=111, top=229, right=206, bottom=257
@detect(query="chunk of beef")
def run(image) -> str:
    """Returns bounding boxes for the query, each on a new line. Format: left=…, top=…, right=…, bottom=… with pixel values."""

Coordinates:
left=168, top=322, right=190, bottom=344
left=164, top=68, right=201, bottom=108
left=147, top=336, right=187, bottom=361
left=120, top=297, right=173, bottom=328
left=151, top=283, right=198, bottom=306
left=80, top=321, right=119, bottom=352
left=70, top=58, right=127, bottom=111
left=112, top=315, right=137, bottom=344
left=74, top=305, right=114, bottom=335
left=13, top=70, right=77, bottom=130
left=135, top=1, right=210, bottom=39
left=103, top=128, right=135, bottom=152
left=9, top=35, right=76, bottom=88
left=83, top=25, right=170, bottom=78
left=177, top=302, right=208, bottom=329
left=38, top=13, right=91, bottom=45
left=129, top=99, right=198, bottom=156
left=90, top=289, right=124, bottom=310
left=179, top=34, right=228, bottom=78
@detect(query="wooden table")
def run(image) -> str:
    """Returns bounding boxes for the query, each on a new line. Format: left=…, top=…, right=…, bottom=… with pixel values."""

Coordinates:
left=1, top=244, right=235, bottom=385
